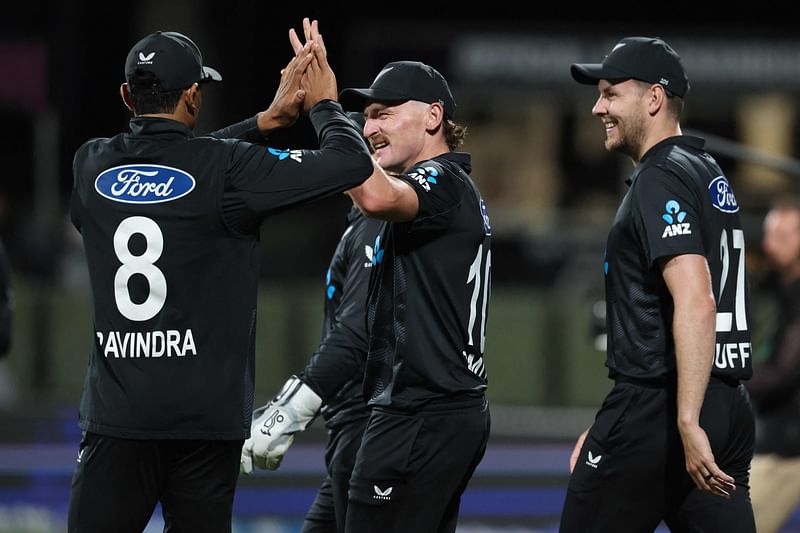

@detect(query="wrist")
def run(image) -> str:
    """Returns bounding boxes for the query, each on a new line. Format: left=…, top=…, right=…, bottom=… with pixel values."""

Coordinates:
left=256, top=110, right=281, bottom=135
left=277, top=376, right=322, bottom=423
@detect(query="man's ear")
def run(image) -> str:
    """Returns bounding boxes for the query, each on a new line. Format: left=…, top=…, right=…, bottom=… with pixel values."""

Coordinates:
left=184, top=83, right=201, bottom=116
left=648, top=84, right=667, bottom=117
left=425, top=102, right=444, bottom=132
left=120, top=83, right=135, bottom=113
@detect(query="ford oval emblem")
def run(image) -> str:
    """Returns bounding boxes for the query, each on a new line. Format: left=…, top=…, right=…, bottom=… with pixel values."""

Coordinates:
left=708, top=176, right=739, bottom=213
left=95, top=164, right=195, bottom=204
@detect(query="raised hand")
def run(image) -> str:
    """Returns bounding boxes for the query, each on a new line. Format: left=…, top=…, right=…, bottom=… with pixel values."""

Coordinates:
left=301, top=49, right=337, bottom=112
left=290, top=18, right=327, bottom=58
left=255, top=41, right=314, bottom=133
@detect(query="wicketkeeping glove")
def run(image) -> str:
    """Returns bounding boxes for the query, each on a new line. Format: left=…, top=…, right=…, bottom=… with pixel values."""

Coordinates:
left=240, top=375, right=322, bottom=474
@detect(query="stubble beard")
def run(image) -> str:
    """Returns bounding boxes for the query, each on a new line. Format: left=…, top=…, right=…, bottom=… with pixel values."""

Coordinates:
left=605, top=114, right=645, bottom=162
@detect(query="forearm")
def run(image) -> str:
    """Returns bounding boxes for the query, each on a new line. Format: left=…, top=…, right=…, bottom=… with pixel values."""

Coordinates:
left=349, top=169, right=418, bottom=222
left=206, top=116, right=264, bottom=142
left=674, top=298, right=716, bottom=428
left=661, top=254, right=717, bottom=429
left=302, top=326, right=367, bottom=402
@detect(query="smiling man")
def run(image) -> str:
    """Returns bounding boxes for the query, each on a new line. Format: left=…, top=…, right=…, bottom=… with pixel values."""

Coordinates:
left=561, top=37, right=756, bottom=532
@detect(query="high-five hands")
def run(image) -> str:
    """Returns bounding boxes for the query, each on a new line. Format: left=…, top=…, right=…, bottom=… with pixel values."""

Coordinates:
left=255, top=17, right=329, bottom=133
left=289, top=18, right=337, bottom=112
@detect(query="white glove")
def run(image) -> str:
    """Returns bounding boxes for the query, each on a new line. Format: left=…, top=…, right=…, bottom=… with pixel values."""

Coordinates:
left=240, top=375, right=322, bottom=474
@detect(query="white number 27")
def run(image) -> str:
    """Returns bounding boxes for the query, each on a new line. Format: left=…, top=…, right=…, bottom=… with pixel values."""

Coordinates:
left=716, top=228, right=747, bottom=332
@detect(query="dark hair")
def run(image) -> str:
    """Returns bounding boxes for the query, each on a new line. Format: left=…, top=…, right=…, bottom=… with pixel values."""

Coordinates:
left=443, top=119, right=467, bottom=151
left=633, top=79, right=683, bottom=120
left=666, top=93, right=684, bottom=120
left=127, top=69, right=185, bottom=115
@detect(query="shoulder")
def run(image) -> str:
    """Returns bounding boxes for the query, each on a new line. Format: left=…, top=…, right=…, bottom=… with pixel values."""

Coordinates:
left=404, top=153, right=470, bottom=184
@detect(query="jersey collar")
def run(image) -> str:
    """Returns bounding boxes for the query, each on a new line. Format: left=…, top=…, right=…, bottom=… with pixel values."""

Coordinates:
left=625, top=135, right=705, bottom=185
left=129, top=117, right=194, bottom=138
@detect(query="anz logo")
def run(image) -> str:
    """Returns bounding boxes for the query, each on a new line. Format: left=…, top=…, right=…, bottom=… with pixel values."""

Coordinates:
left=371, top=235, right=384, bottom=266
left=267, top=147, right=303, bottom=163
left=661, top=200, right=692, bottom=238
left=325, top=268, right=336, bottom=300
left=95, top=164, right=195, bottom=204
left=407, top=165, right=439, bottom=192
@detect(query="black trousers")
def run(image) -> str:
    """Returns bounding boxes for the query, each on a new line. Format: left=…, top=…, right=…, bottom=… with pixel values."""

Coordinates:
left=302, top=417, right=369, bottom=533
left=560, top=378, right=755, bottom=533
left=344, top=397, right=490, bottom=533
left=67, top=432, right=243, bottom=533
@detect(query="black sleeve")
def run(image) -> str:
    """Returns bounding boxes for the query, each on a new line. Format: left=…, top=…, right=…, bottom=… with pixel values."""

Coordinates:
left=0, top=240, right=12, bottom=357
left=396, top=160, right=468, bottom=232
left=221, top=100, right=373, bottom=234
left=206, top=116, right=265, bottom=143
left=301, top=217, right=381, bottom=402
left=631, top=166, right=706, bottom=267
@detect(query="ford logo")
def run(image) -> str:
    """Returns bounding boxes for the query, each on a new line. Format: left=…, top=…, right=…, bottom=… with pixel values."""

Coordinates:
left=708, top=176, right=739, bottom=213
left=95, top=164, right=195, bottom=204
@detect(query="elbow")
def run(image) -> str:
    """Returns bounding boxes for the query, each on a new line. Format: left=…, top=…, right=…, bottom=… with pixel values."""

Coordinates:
left=353, top=188, right=387, bottom=219
left=696, top=294, right=717, bottom=328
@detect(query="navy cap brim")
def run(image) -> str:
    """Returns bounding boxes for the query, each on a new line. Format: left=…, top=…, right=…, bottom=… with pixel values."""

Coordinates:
left=339, top=87, right=411, bottom=111
left=201, top=66, right=222, bottom=83
left=571, top=63, right=631, bottom=85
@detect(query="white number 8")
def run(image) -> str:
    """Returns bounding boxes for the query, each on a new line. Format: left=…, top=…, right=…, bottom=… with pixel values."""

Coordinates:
left=113, top=216, right=167, bottom=321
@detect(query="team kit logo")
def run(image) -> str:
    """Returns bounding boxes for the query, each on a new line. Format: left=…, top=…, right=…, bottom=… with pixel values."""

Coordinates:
left=407, top=166, right=439, bottom=192
left=373, top=485, right=393, bottom=501
left=708, top=175, right=739, bottom=213
left=95, top=164, right=195, bottom=204
left=660, top=176, right=738, bottom=238
left=660, top=200, right=692, bottom=238
left=267, top=147, right=303, bottom=163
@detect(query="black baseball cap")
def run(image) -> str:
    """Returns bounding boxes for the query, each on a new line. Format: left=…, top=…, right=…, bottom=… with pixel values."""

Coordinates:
left=124, top=31, right=222, bottom=93
left=339, top=60, right=456, bottom=118
left=570, top=36, right=689, bottom=98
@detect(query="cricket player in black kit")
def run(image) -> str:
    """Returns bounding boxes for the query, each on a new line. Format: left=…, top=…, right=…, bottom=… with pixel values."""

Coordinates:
left=239, top=111, right=381, bottom=533
left=561, top=37, right=755, bottom=532
left=241, top=205, right=381, bottom=532
left=67, top=24, right=374, bottom=533
left=338, top=61, right=492, bottom=533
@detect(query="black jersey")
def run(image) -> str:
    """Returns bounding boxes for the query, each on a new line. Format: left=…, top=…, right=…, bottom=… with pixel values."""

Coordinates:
left=604, top=135, right=752, bottom=382
left=301, top=206, right=382, bottom=430
left=70, top=101, right=373, bottom=440
left=363, top=152, right=491, bottom=410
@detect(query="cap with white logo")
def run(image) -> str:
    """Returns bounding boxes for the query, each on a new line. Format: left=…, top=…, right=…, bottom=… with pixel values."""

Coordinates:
left=339, top=60, right=456, bottom=118
left=570, top=36, right=689, bottom=98
left=124, top=31, right=222, bottom=94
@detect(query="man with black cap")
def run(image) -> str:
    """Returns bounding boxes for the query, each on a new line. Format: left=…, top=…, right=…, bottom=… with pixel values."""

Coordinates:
left=67, top=21, right=374, bottom=532
left=561, top=37, right=756, bottom=531
left=239, top=112, right=382, bottom=533
left=318, top=60, right=492, bottom=532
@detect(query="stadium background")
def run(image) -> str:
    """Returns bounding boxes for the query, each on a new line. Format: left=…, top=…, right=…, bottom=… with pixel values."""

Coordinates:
left=1, top=2, right=799, bottom=531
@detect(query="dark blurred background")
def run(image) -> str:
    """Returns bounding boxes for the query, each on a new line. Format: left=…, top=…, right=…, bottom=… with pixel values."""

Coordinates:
left=1, top=3, right=800, bottom=531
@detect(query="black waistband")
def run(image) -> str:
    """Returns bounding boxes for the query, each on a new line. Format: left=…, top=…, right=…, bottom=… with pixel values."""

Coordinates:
left=615, top=374, right=740, bottom=388
left=375, top=395, right=487, bottom=416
